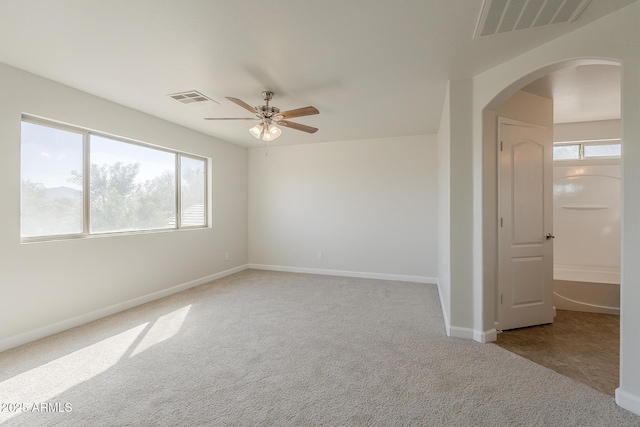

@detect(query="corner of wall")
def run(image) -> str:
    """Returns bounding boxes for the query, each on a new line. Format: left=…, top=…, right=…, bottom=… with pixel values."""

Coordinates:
left=615, top=388, right=640, bottom=417
left=448, top=326, right=474, bottom=340
left=436, top=279, right=451, bottom=336
left=449, top=326, right=497, bottom=343
left=474, top=328, right=497, bottom=343
left=437, top=81, right=452, bottom=336
left=447, top=78, right=475, bottom=335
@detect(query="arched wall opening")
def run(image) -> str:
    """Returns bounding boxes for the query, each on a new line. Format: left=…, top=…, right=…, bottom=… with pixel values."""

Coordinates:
left=461, top=3, right=640, bottom=414
left=480, top=58, right=622, bottom=336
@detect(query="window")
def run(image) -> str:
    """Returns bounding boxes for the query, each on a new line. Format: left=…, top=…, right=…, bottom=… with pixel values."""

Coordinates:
left=21, top=122, right=84, bottom=238
left=553, top=139, right=621, bottom=161
left=180, top=156, right=206, bottom=227
left=553, top=144, right=580, bottom=161
left=20, top=117, right=208, bottom=241
left=583, top=143, right=621, bottom=158
left=89, top=135, right=177, bottom=234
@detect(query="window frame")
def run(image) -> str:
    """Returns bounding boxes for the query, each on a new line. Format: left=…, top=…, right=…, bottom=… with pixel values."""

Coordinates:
left=553, top=138, right=621, bottom=162
left=177, top=153, right=209, bottom=230
left=21, top=115, right=209, bottom=243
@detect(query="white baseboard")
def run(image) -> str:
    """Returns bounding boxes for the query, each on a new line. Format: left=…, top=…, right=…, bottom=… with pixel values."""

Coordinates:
left=449, top=326, right=497, bottom=343
left=475, top=328, right=498, bottom=343
left=248, top=264, right=437, bottom=284
left=0, top=264, right=249, bottom=353
left=616, top=388, right=640, bottom=417
left=449, top=326, right=475, bottom=340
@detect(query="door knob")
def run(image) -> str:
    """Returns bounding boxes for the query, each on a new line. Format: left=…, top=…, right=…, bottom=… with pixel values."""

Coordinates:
left=546, top=233, right=555, bottom=240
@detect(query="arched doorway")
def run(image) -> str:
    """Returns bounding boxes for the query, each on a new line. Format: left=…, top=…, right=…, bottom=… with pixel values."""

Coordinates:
left=481, top=59, right=622, bottom=395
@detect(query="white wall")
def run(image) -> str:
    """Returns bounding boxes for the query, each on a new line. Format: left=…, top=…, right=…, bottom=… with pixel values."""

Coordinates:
left=471, top=2, right=640, bottom=415
left=0, top=62, right=248, bottom=351
left=444, top=79, right=478, bottom=340
left=554, top=119, right=621, bottom=142
left=437, top=79, right=481, bottom=340
left=496, top=91, right=553, bottom=126
left=248, top=135, right=438, bottom=282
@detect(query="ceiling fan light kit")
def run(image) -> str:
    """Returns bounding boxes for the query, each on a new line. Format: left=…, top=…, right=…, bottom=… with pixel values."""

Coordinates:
left=265, top=123, right=282, bottom=139
left=205, top=91, right=319, bottom=142
left=249, top=121, right=282, bottom=141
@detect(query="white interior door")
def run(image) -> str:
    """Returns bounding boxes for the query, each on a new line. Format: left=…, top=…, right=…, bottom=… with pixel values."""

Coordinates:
left=498, top=118, right=554, bottom=330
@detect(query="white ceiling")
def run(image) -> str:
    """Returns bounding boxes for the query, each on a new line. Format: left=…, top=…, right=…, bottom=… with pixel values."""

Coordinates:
left=522, top=63, right=621, bottom=123
left=0, top=0, right=634, bottom=147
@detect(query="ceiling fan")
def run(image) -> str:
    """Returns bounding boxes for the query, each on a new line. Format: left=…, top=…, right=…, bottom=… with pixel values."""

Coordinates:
left=205, top=91, right=319, bottom=142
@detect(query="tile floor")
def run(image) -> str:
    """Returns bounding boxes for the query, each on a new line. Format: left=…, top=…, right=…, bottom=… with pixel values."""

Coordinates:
left=494, top=309, right=620, bottom=396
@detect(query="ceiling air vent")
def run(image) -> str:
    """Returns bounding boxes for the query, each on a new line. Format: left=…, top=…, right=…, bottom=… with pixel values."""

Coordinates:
left=168, top=90, right=219, bottom=105
left=474, top=0, right=591, bottom=38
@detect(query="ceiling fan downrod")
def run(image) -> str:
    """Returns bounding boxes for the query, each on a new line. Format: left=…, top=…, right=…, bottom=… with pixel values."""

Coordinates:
left=256, top=91, right=280, bottom=119
left=261, top=90, right=274, bottom=104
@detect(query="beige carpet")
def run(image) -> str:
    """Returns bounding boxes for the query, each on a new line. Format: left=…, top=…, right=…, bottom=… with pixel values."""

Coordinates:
left=1, top=269, right=638, bottom=426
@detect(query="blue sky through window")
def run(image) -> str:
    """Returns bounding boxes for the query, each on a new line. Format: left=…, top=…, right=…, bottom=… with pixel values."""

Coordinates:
left=21, top=122, right=83, bottom=189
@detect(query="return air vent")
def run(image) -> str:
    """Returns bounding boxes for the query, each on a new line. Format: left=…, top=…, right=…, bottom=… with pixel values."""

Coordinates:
left=474, top=0, right=591, bottom=38
left=168, top=90, right=219, bottom=105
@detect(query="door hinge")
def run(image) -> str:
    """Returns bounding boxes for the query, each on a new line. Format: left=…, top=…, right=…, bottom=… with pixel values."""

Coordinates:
left=500, top=141, right=503, bottom=151
left=501, top=294, right=503, bottom=304
left=500, top=217, right=503, bottom=228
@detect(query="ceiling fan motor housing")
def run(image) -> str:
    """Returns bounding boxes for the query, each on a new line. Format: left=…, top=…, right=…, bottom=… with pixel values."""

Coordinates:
left=256, top=105, right=280, bottom=119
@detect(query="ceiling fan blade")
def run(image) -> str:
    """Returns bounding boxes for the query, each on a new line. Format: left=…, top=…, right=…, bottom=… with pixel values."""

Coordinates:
left=226, top=97, right=258, bottom=114
left=278, top=120, right=318, bottom=134
left=204, top=117, right=258, bottom=120
left=277, top=106, right=319, bottom=120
